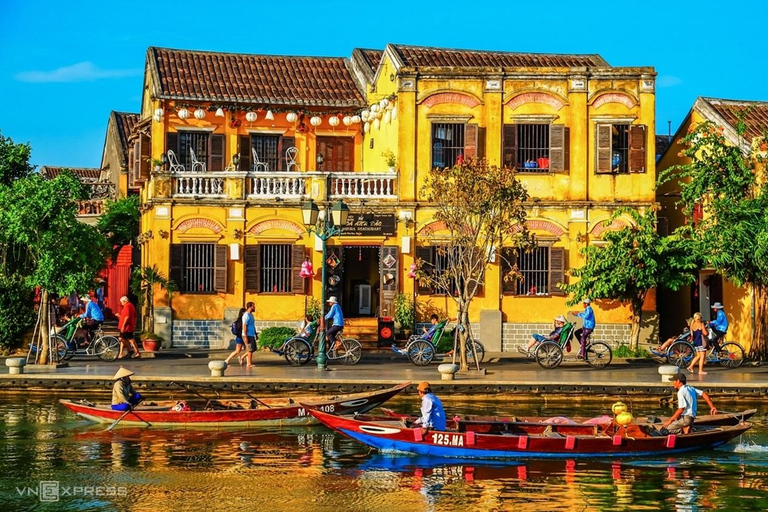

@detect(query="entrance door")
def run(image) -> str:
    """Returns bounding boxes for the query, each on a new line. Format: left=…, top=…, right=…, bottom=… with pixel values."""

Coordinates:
left=341, top=246, right=380, bottom=318
left=317, top=137, right=354, bottom=172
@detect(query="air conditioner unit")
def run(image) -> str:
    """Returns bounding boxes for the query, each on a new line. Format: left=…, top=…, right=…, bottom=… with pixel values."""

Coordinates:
left=357, top=284, right=371, bottom=315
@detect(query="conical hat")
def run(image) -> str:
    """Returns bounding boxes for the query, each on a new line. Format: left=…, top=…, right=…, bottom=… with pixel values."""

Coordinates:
left=113, top=367, right=134, bottom=380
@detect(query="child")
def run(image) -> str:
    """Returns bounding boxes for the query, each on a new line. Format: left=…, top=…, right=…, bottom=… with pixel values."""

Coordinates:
left=299, top=315, right=318, bottom=340
left=519, top=315, right=567, bottom=356
left=422, top=314, right=441, bottom=341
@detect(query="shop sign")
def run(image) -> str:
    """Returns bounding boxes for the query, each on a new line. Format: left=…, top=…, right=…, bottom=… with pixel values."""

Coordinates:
left=342, top=214, right=396, bottom=236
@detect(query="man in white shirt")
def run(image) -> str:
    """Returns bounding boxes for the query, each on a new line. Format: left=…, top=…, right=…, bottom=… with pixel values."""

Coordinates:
left=412, top=381, right=446, bottom=434
left=662, top=372, right=717, bottom=434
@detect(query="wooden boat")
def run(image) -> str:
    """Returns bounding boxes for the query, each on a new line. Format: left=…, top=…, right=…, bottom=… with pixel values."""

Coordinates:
left=308, top=408, right=751, bottom=459
left=59, top=382, right=409, bottom=428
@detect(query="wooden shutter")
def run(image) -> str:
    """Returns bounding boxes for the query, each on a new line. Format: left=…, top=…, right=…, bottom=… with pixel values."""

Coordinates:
left=244, top=245, right=260, bottom=292
left=291, top=245, right=305, bottom=293
left=549, top=125, right=569, bottom=173
left=548, top=247, right=566, bottom=296
left=169, top=244, right=184, bottom=292
left=166, top=132, right=179, bottom=156
left=596, top=124, right=613, bottom=174
left=477, top=127, right=486, bottom=161
left=416, top=246, right=433, bottom=295
left=132, top=141, right=141, bottom=182
left=501, top=248, right=518, bottom=294
left=281, top=136, right=295, bottom=171
left=209, top=134, right=225, bottom=172
left=139, top=133, right=151, bottom=180
left=502, top=124, right=518, bottom=169
left=214, top=244, right=228, bottom=293
left=239, top=135, right=252, bottom=172
left=628, top=124, right=646, bottom=173
left=464, top=124, right=478, bottom=159
left=380, top=246, right=399, bottom=317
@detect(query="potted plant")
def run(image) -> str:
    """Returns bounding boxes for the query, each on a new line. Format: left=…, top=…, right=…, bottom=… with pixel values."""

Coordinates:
left=131, top=265, right=176, bottom=349
left=139, top=332, right=163, bottom=352
left=382, top=149, right=397, bottom=173
left=150, top=158, right=164, bottom=173
left=394, top=293, right=415, bottom=339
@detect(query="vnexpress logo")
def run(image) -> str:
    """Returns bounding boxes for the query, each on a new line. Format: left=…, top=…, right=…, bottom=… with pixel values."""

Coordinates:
left=16, top=481, right=128, bottom=501
left=39, top=481, right=60, bottom=502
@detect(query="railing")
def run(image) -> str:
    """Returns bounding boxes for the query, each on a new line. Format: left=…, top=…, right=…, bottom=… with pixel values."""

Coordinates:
left=329, top=173, right=397, bottom=199
left=248, top=172, right=308, bottom=199
left=172, top=172, right=226, bottom=198
left=77, top=200, right=106, bottom=216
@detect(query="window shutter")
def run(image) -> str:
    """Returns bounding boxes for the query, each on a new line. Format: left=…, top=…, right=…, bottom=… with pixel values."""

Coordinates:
left=139, top=133, right=151, bottom=180
left=291, top=245, right=305, bottom=293
left=501, top=248, right=518, bottom=294
left=209, top=134, right=225, bottom=172
left=549, top=125, right=569, bottom=173
left=132, top=141, right=141, bottom=182
left=502, top=124, right=518, bottom=169
left=596, top=124, right=613, bottom=174
left=416, top=247, right=433, bottom=295
left=169, top=244, right=184, bottom=292
left=548, top=247, right=566, bottom=296
left=477, top=127, right=486, bottom=161
left=628, top=124, right=646, bottom=173
left=239, top=135, right=252, bottom=172
left=214, top=244, right=228, bottom=293
left=244, top=245, right=260, bottom=292
left=281, top=136, right=296, bottom=171
left=166, top=132, right=179, bottom=156
left=464, top=124, right=478, bottom=159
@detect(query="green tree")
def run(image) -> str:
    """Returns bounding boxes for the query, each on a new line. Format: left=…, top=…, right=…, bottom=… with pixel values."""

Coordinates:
left=562, top=208, right=697, bottom=350
left=0, top=131, right=34, bottom=186
left=97, top=195, right=140, bottom=247
left=130, top=265, right=176, bottom=338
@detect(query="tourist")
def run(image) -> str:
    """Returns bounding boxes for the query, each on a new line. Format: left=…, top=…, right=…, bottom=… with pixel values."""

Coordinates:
left=79, top=295, right=104, bottom=344
left=686, top=313, right=709, bottom=374
left=242, top=302, right=257, bottom=368
left=571, top=298, right=595, bottom=359
left=116, top=296, right=141, bottom=359
left=298, top=314, right=318, bottom=340
left=708, top=302, right=729, bottom=350
left=661, top=372, right=717, bottom=434
left=111, top=367, right=142, bottom=411
left=422, top=314, right=441, bottom=341
left=519, top=315, right=567, bottom=355
left=651, top=323, right=691, bottom=355
left=325, top=296, right=344, bottom=350
left=412, top=381, right=446, bottom=434
left=224, top=308, right=247, bottom=365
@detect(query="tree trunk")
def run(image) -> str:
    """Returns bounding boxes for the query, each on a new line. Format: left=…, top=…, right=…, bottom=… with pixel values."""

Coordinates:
left=38, top=290, right=50, bottom=364
left=457, top=304, right=469, bottom=371
left=145, top=287, right=154, bottom=334
left=750, top=284, right=768, bottom=361
left=629, top=295, right=645, bottom=352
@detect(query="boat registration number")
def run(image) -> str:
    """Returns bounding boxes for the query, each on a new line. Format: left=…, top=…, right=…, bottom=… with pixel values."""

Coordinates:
left=297, top=405, right=335, bottom=417
left=431, top=433, right=464, bottom=447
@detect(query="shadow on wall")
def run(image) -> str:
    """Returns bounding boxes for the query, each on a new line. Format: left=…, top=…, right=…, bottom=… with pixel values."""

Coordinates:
left=640, top=312, right=660, bottom=345
left=417, top=299, right=447, bottom=323
left=177, top=296, right=225, bottom=320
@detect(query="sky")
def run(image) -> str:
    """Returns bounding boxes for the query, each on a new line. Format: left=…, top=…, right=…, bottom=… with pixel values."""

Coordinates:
left=1, top=0, right=766, bottom=169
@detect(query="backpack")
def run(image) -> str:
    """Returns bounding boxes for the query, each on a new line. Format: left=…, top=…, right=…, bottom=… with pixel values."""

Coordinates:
left=230, top=319, right=241, bottom=336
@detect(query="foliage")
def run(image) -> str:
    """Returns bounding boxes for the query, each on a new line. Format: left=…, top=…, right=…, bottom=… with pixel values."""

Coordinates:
left=138, top=331, right=164, bottom=343
left=562, top=208, right=697, bottom=350
left=306, top=297, right=321, bottom=321
left=97, top=196, right=140, bottom=247
left=257, top=326, right=297, bottom=349
left=0, top=131, right=34, bottom=186
left=434, top=329, right=454, bottom=354
left=382, top=149, right=397, bottom=168
left=130, top=265, right=176, bottom=336
left=614, top=344, right=650, bottom=359
left=416, top=158, right=531, bottom=370
left=0, top=277, right=34, bottom=349
left=394, top=293, right=415, bottom=331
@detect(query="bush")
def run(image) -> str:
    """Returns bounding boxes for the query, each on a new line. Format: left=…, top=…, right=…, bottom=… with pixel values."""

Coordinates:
left=258, top=326, right=298, bottom=349
left=615, top=344, right=650, bottom=358
left=0, top=277, right=35, bottom=350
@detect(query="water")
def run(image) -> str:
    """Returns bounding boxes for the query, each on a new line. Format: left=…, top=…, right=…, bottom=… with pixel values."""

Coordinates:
left=2, top=393, right=768, bottom=511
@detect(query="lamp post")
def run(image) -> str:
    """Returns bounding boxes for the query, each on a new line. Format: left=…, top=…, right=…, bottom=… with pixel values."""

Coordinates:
left=302, top=197, right=350, bottom=370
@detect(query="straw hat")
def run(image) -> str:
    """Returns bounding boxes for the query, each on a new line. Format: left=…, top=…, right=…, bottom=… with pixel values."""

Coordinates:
left=711, top=302, right=724, bottom=309
left=113, top=367, right=134, bottom=380
left=417, top=381, right=431, bottom=392
left=327, top=296, right=338, bottom=304
left=383, top=273, right=395, bottom=285
left=555, top=315, right=567, bottom=323
left=582, top=298, right=591, bottom=304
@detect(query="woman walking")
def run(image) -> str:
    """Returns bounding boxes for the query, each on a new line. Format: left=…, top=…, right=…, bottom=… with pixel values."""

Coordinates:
left=224, top=308, right=247, bottom=365
left=686, top=312, right=709, bottom=375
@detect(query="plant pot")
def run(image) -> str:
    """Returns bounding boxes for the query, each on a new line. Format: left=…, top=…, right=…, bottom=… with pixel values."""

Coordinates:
left=142, top=339, right=160, bottom=352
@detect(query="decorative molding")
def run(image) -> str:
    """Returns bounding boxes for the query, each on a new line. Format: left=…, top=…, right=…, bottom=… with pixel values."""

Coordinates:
left=421, top=92, right=482, bottom=109
left=417, top=220, right=448, bottom=235
left=399, top=78, right=415, bottom=91
left=485, top=79, right=502, bottom=91
left=176, top=218, right=224, bottom=233
left=506, top=92, right=567, bottom=111
left=590, top=218, right=630, bottom=238
left=249, top=219, right=305, bottom=236
left=590, top=92, right=637, bottom=109
left=524, top=219, right=567, bottom=237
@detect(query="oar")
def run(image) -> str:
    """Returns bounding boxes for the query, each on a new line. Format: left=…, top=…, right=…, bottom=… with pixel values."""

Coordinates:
left=105, top=401, right=150, bottom=431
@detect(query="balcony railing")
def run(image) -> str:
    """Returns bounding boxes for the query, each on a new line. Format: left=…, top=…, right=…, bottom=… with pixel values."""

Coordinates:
left=172, top=173, right=226, bottom=198
left=248, top=172, right=308, bottom=199
left=329, top=173, right=397, bottom=199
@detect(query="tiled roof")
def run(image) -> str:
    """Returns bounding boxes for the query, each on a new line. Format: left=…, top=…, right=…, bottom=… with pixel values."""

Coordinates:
left=113, top=111, right=140, bottom=165
left=357, top=48, right=383, bottom=72
left=148, top=47, right=366, bottom=107
left=40, top=167, right=102, bottom=181
left=390, top=44, right=609, bottom=68
left=701, top=98, right=768, bottom=141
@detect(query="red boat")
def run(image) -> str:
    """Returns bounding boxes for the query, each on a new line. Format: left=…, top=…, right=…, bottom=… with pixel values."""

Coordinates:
left=308, top=408, right=751, bottom=459
left=60, top=382, right=409, bottom=428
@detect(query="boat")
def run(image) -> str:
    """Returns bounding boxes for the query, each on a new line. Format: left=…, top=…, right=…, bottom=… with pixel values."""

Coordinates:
left=307, top=408, right=751, bottom=459
left=60, top=382, right=409, bottom=428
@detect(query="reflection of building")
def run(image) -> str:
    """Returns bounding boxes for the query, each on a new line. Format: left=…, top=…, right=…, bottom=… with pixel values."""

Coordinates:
left=134, top=44, right=657, bottom=349
left=657, top=98, right=768, bottom=347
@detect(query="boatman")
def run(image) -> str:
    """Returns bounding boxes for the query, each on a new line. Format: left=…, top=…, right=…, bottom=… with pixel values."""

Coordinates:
left=413, top=381, right=446, bottom=434
left=111, top=367, right=142, bottom=411
left=661, top=372, right=717, bottom=434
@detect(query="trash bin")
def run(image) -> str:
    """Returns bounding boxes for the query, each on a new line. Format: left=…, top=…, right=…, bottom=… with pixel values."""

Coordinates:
left=378, top=317, right=395, bottom=347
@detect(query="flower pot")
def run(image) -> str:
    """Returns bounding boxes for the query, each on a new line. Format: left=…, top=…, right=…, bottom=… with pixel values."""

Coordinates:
left=142, top=339, right=160, bottom=352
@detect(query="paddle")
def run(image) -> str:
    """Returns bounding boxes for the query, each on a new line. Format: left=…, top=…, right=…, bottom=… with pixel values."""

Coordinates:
left=105, top=400, right=150, bottom=431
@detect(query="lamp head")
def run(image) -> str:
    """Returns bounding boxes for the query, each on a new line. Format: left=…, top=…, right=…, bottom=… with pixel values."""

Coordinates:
left=302, top=200, right=320, bottom=227
left=331, top=200, right=350, bottom=227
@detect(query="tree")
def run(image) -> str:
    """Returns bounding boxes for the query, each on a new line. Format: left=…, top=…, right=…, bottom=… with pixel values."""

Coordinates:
left=562, top=208, right=697, bottom=350
left=97, top=196, right=140, bottom=247
left=660, top=120, right=768, bottom=359
left=416, top=159, right=531, bottom=370
left=130, top=265, right=176, bottom=339
left=0, top=131, right=34, bottom=186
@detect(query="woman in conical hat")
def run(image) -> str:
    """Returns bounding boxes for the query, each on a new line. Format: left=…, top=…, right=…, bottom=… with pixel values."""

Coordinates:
left=111, top=367, right=142, bottom=411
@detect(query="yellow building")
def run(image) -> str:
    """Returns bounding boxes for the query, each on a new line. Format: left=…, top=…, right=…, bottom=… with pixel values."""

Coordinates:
left=657, top=97, right=768, bottom=350
left=132, top=44, right=657, bottom=350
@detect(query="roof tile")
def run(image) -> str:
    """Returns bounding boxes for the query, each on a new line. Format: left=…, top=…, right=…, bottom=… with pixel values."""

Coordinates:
left=391, top=44, right=608, bottom=68
left=40, top=167, right=102, bottom=181
left=703, top=98, right=768, bottom=141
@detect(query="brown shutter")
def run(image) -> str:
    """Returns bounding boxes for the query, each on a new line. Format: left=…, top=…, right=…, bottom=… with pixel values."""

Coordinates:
left=281, top=136, right=295, bottom=171
left=464, top=124, right=478, bottom=159
left=209, top=134, right=225, bottom=172
left=291, top=244, right=305, bottom=293
left=132, top=142, right=141, bottom=182
left=139, top=133, right=151, bottom=180
left=502, top=124, right=518, bottom=169
left=416, top=246, right=433, bottom=295
left=501, top=248, right=518, bottom=294
left=549, top=125, right=569, bottom=173
left=548, top=247, right=566, bottom=296
left=244, top=245, right=260, bottom=292
left=214, top=244, right=228, bottom=293
left=166, top=132, right=179, bottom=155
left=596, top=124, right=613, bottom=174
left=477, top=127, right=486, bottom=161
left=628, top=124, right=646, bottom=173
left=169, top=244, right=184, bottom=292
left=239, top=135, right=252, bottom=172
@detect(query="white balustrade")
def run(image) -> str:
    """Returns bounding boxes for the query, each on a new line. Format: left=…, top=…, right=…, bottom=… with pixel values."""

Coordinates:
left=329, top=173, right=397, bottom=199
left=248, top=173, right=308, bottom=199
left=172, top=173, right=226, bottom=198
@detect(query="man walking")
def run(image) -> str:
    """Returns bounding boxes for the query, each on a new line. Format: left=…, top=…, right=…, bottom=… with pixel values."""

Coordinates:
left=117, top=296, right=141, bottom=359
left=661, top=372, right=717, bottom=434
left=242, top=302, right=257, bottom=368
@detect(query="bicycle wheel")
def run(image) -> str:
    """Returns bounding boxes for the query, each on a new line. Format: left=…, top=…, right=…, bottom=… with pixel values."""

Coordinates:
left=341, top=338, right=362, bottom=365
left=718, top=342, right=745, bottom=369
left=53, top=335, right=72, bottom=361
left=408, top=340, right=435, bottom=366
left=284, top=338, right=312, bottom=366
left=535, top=341, right=563, bottom=369
left=466, top=340, right=485, bottom=364
left=667, top=341, right=694, bottom=368
left=95, top=336, right=121, bottom=362
left=585, top=341, right=612, bottom=369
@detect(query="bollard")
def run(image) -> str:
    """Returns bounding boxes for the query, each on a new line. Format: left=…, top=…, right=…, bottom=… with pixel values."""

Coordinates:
left=658, top=365, right=679, bottom=383
left=208, top=360, right=227, bottom=377
left=438, top=363, right=459, bottom=381
left=6, top=357, right=27, bottom=375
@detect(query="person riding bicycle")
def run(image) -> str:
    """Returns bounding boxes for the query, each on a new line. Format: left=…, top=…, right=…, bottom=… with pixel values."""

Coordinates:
left=325, top=296, right=344, bottom=350
left=79, top=295, right=104, bottom=346
left=571, top=298, right=595, bottom=359
left=707, top=302, right=728, bottom=351
left=519, top=315, right=567, bottom=356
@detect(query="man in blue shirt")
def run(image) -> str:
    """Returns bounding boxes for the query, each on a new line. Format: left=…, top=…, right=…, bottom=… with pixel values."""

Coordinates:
left=572, top=298, right=595, bottom=359
left=241, top=302, right=257, bottom=368
left=79, top=295, right=104, bottom=345
left=708, top=302, right=729, bottom=349
left=413, top=381, right=446, bottom=433
left=325, top=296, right=344, bottom=349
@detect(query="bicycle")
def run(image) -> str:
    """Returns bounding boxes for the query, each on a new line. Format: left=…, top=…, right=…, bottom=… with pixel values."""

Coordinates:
left=52, top=317, right=122, bottom=362
left=391, top=320, right=485, bottom=366
left=275, top=325, right=362, bottom=366
left=666, top=335, right=745, bottom=369
left=532, top=321, right=612, bottom=369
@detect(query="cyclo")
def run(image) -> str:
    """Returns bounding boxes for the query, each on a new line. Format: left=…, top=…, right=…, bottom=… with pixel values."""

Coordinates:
left=665, top=331, right=745, bottom=369
left=272, top=321, right=362, bottom=366
left=51, top=316, right=121, bottom=362
left=391, top=319, right=485, bottom=366
left=530, top=320, right=612, bottom=369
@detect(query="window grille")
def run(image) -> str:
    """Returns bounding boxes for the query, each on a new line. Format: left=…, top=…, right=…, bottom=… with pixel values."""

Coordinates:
left=517, top=247, right=550, bottom=295
left=182, top=243, right=215, bottom=293
left=433, top=246, right=458, bottom=295
left=612, top=125, right=630, bottom=174
left=431, top=123, right=465, bottom=169
left=260, top=244, right=292, bottom=293
left=179, top=132, right=210, bottom=171
left=251, top=135, right=280, bottom=172
left=516, top=124, right=550, bottom=172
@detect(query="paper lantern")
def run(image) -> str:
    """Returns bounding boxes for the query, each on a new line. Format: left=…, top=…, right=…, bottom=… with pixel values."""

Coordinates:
left=363, top=121, right=370, bottom=133
left=328, top=116, right=340, bottom=127
left=309, top=116, right=322, bottom=126
left=373, top=118, right=380, bottom=130
left=351, top=115, right=361, bottom=124
left=361, top=109, right=370, bottom=122
left=245, top=111, right=258, bottom=123
left=152, top=114, right=162, bottom=123
left=215, top=108, right=225, bottom=117
left=379, top=98, right=389, bottom=109
left=384, top=111, right=391, bottom=124
left=616, top=412, right=633, bottom=426
left=194, top=108, right=206, bottom=120
left=286, top=112, right=298, bottom=123
left=154, top=108, right=164, bottom=118
left=408, top=262, right=417, bottom=278
left=342, top=116, right=352, bottom=126
left=371, top=104, right=380, bottom=113
left=374, top=110, right=382, bottom=119
left=391, top=107, right=397, bottom=121
left=177, top=108, right=190, bottom=120
left=299, top=260, right=314, bottom=278
left=611, top=402, right=628, bottom=415
left=265, top=110, right=275, bottom=121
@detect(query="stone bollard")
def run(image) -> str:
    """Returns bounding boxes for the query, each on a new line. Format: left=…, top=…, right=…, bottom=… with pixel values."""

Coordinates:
left=658, top=365, right=679, bottom=383
left=208, top=360, right=227, bottom=377
left=438, top=363, right=459, bottom=381
left=6, top=357, right=27, bottom=375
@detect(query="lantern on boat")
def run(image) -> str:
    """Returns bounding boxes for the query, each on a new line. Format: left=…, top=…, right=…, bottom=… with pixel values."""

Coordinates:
left=611, top=402, right=628, bottom=415
left=245, top=111, right=258, bottom=123
left=615, top=411, right=634, bottom=426
left=177, top=108, right=190, bottom=120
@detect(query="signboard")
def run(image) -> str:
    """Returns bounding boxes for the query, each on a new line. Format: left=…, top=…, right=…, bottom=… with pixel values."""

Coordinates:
left=342, top=213, right=396, bottom=236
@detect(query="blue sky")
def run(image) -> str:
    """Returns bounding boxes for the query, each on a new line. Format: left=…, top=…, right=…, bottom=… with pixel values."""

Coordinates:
left=1, top=0, right=765, bottom=168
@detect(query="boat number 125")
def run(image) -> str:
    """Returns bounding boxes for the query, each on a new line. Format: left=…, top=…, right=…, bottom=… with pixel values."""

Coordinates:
left=431, top=433, right=464, bottom=447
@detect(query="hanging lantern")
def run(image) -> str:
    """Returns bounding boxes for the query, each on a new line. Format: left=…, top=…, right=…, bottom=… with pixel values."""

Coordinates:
left=154, top=107, right=164, bottom=118
left=286, top=112, right=298, bottom=123
left=371, top=104, right=380, bottom=113
left=373, top=118, right=381, bottom=130
left=342, top=116, right=352, bottom=126
left=391, top=107, right=397, bottom=121
left=351, top=115, right=361, bottom=124
left=361, top=109, right=370, bottom=122
left=309, top=116, right=322, bottom=126
left=363, top=121, right=370, bottom=133
left=265, top=110, right=275, bottom=121
left=194, top=108, right=206, bottom=120
left=177, top=108, right=190, bottom=120
left=386, top=101, right=395, bottom=111
left=328, top=116, right=340, bottom=127
left=379, top=98, right=389, bottom=109
left=384, top=111, right=391, bottom=124
left=299, top=259, right=315, bottom=278
left=408, top=262, right=417, bottom=278
left=215, top=108, right=225, bottom=117
left=245, top=111, right=258, bottom=123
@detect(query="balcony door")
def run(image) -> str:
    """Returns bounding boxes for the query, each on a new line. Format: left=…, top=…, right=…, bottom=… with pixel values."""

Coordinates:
left=317, top=137, right=354, bottom=172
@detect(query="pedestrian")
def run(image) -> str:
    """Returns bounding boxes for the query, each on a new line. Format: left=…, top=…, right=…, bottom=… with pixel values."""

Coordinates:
left=111, top=367, right=142, bottom=411
left=224, top=308, right=247, bottom=365
left=241, top=302, right=257, bottom=368
left=412, top=381, right=446, bottom=435
left=571, top=298, right=595, bottom=359
left=325, top=296, right=344, bottom=350
left=116, top=296, right=141, bottom=359
left=96, top=280, right=107, bottom=312
left=686, top=313, right=708, bottom=375
left=661, top=372, right=717, bottom=434
left=708, top=302, right=729, bottom=350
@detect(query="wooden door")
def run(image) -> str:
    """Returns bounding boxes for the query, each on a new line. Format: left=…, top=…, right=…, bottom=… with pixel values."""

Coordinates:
left=317, top=137, right=354, bottom=172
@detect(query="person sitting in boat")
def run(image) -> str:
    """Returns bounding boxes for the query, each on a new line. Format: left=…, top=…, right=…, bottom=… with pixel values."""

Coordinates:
left=111, top=367, right=142, bottom=411
left=412, top=381, right=446, bottom=434
left=518, top=315, right=567, bottom=355
left=661, top=372, right=717, bottom=434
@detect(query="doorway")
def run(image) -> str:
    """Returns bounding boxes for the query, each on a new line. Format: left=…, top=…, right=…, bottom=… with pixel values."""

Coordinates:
left=341, top=246, right=380, bottom=318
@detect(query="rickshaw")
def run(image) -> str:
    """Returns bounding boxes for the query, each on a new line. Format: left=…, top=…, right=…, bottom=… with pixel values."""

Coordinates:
left=531, top=321, right=612, bottom=369
left=272, top=321, right=362, bottom=366
left=391, top=319, right=485, bottom=366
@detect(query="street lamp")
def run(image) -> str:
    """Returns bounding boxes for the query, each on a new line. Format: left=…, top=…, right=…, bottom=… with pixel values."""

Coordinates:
left=302, top=198, right=349, bottom=370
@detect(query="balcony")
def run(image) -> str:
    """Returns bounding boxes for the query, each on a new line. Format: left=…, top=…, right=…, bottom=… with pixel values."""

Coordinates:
left=76, top=181, right=116, bottom=224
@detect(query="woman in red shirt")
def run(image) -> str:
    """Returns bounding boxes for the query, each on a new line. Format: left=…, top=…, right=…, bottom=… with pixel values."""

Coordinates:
left=117, top=296, right=141, bottom=359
